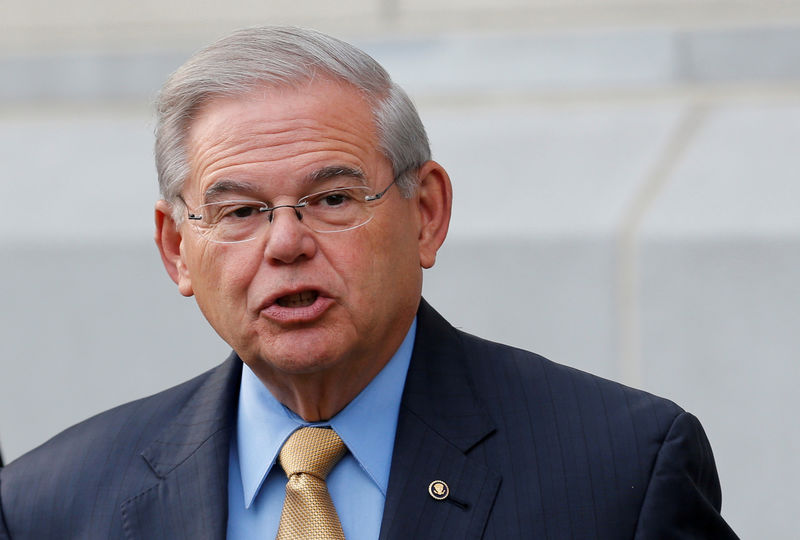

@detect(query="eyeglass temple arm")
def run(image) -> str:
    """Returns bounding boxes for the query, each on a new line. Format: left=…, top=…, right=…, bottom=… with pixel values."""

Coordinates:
left=365, top=178, right=397, bottom=202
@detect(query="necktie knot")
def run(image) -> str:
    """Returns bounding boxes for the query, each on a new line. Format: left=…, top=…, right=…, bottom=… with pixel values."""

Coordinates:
left=279, top=427, right=346, bottom=480
left=276, top=427, right=347, bottom=540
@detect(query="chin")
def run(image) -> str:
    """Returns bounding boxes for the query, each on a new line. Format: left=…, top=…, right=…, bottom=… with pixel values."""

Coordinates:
left=236, top=319, right=359, bottom=374
left=257, top=337, right=347, bottom=374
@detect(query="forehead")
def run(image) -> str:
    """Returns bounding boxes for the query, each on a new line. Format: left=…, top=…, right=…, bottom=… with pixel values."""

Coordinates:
left=184, top=79, right=385, bottom=199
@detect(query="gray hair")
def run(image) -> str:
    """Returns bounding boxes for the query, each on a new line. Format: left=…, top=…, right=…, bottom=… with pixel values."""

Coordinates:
left=155, top=26, right=431, bottom=216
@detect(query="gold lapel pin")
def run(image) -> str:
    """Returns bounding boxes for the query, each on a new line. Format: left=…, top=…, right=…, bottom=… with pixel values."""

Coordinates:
left=428, top=480, right=449, bottom=501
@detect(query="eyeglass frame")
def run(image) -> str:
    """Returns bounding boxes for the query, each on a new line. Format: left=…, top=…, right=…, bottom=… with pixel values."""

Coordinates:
left=177, top=177, right=399, bottom=243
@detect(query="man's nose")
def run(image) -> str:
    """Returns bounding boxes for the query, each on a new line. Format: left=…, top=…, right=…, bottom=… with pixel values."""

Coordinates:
left=262, top=205, right=317, bottom=264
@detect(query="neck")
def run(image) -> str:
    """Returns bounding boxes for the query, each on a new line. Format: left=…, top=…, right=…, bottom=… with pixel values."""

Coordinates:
left=264, top=363, right=386, bottom=421
left=244, top=301, right=418, bottom=421
left=248, top=327, right=413, bottom=421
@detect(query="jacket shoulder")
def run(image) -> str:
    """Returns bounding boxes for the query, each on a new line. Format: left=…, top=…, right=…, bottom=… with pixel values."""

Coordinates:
left=6, top=360, right=224, bottom=470
left=457, top=328, right=684, bottom=431
left=0, top=356, right=240, bottom=538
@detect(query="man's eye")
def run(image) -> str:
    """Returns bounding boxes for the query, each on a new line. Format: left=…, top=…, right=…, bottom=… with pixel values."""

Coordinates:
left=306, top=190, right=356, bottom=208
left=218, top=204, right=260, bottom=220
left=321, top=193, right=349, bottom=207
left=307, top=188, right=360, bottom=210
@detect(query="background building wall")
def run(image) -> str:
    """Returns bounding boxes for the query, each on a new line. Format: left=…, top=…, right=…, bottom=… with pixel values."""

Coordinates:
left=2, top=2, right=799, bottom=537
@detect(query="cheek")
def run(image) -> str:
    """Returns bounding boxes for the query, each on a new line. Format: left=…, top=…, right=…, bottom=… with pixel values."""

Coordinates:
left=364, top=218, right=421, bottom=288
left=192, top=244, right=255, bottom=298
left=191, top=250, right=262, bottom=337
left=315, top=233, right=383, bottom=310
left=321, top=241, right=369, bottom=291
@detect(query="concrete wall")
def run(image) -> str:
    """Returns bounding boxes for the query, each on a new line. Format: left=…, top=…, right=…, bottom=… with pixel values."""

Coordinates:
left=2, top=5, right=799, bottom=537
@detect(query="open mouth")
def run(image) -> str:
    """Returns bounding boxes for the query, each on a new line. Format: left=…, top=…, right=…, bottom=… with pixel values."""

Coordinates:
left=276, top=290, right=319, bottom=308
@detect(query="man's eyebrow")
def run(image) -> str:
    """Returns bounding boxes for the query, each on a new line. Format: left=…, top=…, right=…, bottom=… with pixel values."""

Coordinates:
left=307, top=166, right=366, bottom=184
left=201, top=167, right=365, bottom=201
left=203, top=179, right=262, bottom=201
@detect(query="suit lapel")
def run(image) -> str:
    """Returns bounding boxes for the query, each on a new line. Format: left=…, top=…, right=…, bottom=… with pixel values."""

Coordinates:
left=380, top=300, right=500, bottom=540
left=120, top=355, right=242, bottom=540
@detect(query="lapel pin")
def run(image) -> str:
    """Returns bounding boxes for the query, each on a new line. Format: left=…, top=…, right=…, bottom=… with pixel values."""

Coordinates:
left=428, top=480, right=449, bottom=501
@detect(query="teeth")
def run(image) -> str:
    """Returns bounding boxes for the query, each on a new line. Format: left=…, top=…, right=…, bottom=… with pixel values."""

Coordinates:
left=277, top=291, right=318, bottom=308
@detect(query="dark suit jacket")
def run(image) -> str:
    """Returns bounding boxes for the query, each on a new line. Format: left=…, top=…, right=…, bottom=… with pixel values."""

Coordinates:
left=0, top=300, right=737, bottom=538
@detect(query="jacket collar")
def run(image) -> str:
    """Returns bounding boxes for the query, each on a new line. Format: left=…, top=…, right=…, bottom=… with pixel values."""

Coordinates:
left=380, top=299, right=500, bottom=539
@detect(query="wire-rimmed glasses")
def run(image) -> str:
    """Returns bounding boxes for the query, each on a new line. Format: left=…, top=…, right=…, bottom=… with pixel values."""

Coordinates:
left=183, top=179, right=397, bottom=244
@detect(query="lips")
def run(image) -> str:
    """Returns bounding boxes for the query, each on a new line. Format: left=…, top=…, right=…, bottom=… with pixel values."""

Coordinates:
left=260, top=288, right=333, bottom=324
left=277, top=290, right=319, bottom=308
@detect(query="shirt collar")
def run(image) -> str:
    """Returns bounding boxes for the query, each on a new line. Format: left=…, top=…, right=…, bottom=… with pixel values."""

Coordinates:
left=235, top=318, right=416, bottom=508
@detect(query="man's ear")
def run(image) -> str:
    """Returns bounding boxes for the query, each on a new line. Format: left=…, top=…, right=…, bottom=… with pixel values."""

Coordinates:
left=415, top=160, right=453, bottom=269
left=155, top=200, right=194, bottom=297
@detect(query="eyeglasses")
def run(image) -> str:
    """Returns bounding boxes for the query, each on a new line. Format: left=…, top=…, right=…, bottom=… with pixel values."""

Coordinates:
left=183, top=179, right=397, bottom=244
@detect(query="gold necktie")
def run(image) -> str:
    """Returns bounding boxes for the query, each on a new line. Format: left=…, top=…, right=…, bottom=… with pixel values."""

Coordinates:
left=276, top=427, right=347, bottom=540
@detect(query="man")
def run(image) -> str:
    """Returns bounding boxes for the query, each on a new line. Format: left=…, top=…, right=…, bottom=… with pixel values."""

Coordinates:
left=0, top=26, right=737, bottom=539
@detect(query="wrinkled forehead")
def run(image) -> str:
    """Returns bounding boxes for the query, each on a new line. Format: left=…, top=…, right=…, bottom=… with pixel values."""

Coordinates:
left=181, top=79, right=389, bottom=200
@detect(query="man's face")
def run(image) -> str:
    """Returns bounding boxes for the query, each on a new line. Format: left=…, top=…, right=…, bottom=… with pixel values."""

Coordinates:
left=167, top=79, right=431, bottom=389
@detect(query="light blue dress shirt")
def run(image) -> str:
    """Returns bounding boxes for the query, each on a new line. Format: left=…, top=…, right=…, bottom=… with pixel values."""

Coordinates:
left=227, top=318, right=416, bottom=540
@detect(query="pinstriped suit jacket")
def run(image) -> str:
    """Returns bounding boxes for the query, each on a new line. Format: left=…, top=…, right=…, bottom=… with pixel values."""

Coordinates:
left=0, top=300, right=737, bottom=538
